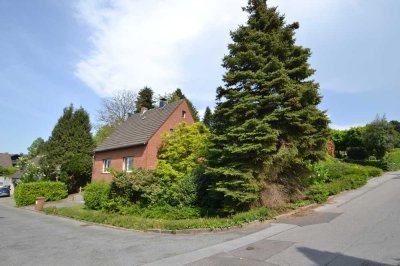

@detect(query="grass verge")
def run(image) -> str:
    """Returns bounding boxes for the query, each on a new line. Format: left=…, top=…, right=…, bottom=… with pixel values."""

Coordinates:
left=43, top=206, right=271, bottom=231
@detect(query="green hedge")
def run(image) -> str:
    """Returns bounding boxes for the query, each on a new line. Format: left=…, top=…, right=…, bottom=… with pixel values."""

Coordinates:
left=344, top=159, right=388, bottom=170
left=385, top=148, right=400, bottom=171
left=309, top=174, right=367, bottom=203
left=84, top=182, right=110, bottom=210
left=308, top=160, right=383, bottom=203
left=14, top=181, right=68, bottom=207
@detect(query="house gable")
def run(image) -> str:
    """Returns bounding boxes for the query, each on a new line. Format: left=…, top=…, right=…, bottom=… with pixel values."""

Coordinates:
left=92, top=100, right=195, bottom=182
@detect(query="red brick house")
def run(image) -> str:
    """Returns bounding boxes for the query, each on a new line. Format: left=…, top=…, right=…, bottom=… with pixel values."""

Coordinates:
left=92, top=99, right=194, bottom=182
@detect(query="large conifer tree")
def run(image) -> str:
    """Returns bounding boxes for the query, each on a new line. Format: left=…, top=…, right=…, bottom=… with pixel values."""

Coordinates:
left=41, top=105, right=94, bottom=191
left=135, top=87, right=154, bottom=112
left=206, top=0, right=329, bottom=212
left=168, top=88, right=200, bottom=121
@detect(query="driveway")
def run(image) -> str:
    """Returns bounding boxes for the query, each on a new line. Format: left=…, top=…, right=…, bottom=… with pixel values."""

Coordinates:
left=1, top=171, right=400, bottom=266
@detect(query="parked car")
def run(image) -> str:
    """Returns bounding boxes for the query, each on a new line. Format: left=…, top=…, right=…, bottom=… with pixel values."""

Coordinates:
left=0, top=186, right=10, bottom=197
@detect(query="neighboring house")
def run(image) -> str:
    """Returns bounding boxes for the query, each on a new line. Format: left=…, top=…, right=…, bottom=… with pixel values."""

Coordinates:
left=92, top=99, right=195, bottom=182
left=0, top=153, right=13, bottom=188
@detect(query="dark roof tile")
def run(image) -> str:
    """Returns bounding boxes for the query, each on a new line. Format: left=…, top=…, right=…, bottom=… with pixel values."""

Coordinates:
left=95, top=100, right=184, bottom=152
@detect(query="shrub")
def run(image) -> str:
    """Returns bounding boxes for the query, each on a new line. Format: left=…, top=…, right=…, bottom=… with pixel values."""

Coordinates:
left=362, top=166, right=383, bottom=177
left=346, top=147, right=368, bottom=160
left=344, top=159, right=388, bottom=171
left=14, top=181, right=68, bottom=207
left=84, top=182, right=110, bottom=210
left=110, top=169, right=167, bottom=207
left=384, top=148, right=400, bottom=171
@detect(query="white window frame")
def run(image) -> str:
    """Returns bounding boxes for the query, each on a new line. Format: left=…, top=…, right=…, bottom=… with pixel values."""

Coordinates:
left=102, top=159, right=111, bottom=173
left=182, top=111, right=186, bottom=118
left=123, top=157, right=134, bottom=173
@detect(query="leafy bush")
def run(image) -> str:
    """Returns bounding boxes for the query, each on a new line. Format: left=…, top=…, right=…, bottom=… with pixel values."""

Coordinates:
left=362, top=166, right=383, bottom=177
left=384, top=148, right=400, bottom=171
left=346, top=147, right=368, bottom=160
left=344, top=159, right=388, bottom=171
left=14, top=181, right=67, bottom=207
left=110, top=169, right=167, bottom=207
left=307, top=160, right=380, bottom=203
left=84, top=182, right=110, bottom=210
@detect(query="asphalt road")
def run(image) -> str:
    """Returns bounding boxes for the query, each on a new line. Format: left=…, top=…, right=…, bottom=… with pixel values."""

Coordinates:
left=1, top=171, right=400, bottom=266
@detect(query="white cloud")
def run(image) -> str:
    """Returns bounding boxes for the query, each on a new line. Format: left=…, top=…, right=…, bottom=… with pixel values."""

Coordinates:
left=75, top=0, right=246, bottom=97
left=74, top=0, right=356, bottom=98
left=330, top=123, right=362, bottom=130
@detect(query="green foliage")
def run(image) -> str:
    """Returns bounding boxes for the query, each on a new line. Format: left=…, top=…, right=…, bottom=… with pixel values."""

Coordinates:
left=206, top=1, right=329, bottom=212
left=331, top=127, right=365, bottom=157
left=346, top=147, right=368, bottom=160
left=120, top=205, right=202, bottom=220
left=83, top=182, right=110, bottom=210
left=307, top=160, right=382, bottom=203
left=156, top=122, right=210, bottom=181
left=17, top=155, right=47, bottom=182
left=27, top=137, right=45, bottom=158
left=202, top=106, right=213, bottom=129
left=14, top=181, right=67, bottom=207
left=362, top=115, right=397, bottom=159
left=40, top=105, right=95, bottom=192
left=135, top=86, right=154, bottom=112
left=309, top=174, right=367, bottom=203
left=0, top=166, right=18, bottom=177
left=93, top=125, right=113, bottom=145
left=384, top=148, right=400, bottom=171
left=344, top=159, right=388, bottom=171
left=110, top=169, right=166, bottom=207
left=43, top=206, right=270, bottom=230
left=168, top=88, right=200, bottom=121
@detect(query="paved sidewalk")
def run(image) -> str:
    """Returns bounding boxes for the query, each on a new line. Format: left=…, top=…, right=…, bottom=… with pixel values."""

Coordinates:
left=0, top=193, right=84, bottom=210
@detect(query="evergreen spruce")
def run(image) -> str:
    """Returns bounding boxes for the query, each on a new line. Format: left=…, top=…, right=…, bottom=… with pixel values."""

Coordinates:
left=202, top=107, right=213, bottom=129
left=168, top=88, right=200, bottom=121
left=41, top=105, right=94, bottom=192
left=206, top=0, right=329, bottom=212
left=135, top=86, right=155, bottom=112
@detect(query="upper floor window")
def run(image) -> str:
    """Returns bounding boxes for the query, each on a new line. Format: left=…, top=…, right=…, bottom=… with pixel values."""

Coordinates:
left=123, top=157, right=134, bottom=173
left=102, top=159, right=111, bottom=173
left=182, top=111, right=186, bottom=118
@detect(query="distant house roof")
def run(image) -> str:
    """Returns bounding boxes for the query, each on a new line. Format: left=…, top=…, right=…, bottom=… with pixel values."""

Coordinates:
left=0, top=154, right=12, bottom=168
left=95, top=100, right=185, bottom=152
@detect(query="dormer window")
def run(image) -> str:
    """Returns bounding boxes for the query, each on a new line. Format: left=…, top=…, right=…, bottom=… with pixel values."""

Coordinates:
left=182, top=111, right=186, bottom=118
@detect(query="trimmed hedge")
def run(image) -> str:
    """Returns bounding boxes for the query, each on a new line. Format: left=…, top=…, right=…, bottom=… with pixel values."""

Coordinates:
left=344, top=159, right=388, bottom=171
left=309, top=174, right=367, bottom=203
left=308, top=160, right=383, bottom=203
left=385, top=148, right=400, bottom=171
left=14, top=181, right=68, bottom=207
left=84, top=182, right=110, bottom=210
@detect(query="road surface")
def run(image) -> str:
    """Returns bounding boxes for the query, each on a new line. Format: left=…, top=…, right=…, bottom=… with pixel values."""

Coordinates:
left=1, top=171, right=400, bottom=266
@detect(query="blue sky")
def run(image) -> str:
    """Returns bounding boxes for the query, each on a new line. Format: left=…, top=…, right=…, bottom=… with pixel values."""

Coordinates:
left=1, top=0, right=399, bottom=154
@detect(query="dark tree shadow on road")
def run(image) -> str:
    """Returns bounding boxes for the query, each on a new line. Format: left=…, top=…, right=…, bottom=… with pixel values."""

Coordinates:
left=297, top=247, right=394, bottom=266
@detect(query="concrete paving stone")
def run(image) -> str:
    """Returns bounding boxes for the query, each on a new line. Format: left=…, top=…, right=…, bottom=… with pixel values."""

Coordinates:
left=228, top=239, right=295, bottom=261
left=276, top=211, right=342, bottom=227
left=187, top=253, right=278, bottom=266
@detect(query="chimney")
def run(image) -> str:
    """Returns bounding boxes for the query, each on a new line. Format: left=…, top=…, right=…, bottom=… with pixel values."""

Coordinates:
left=159, top=98, right=167, bottom=108
left=140, top=107, right=148, bottom=114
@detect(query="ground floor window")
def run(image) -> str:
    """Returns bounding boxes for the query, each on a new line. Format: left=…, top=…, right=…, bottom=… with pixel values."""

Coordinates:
left=102, top=159, right=111, bottom=173
left=123, top=157, right=133, bottom=172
